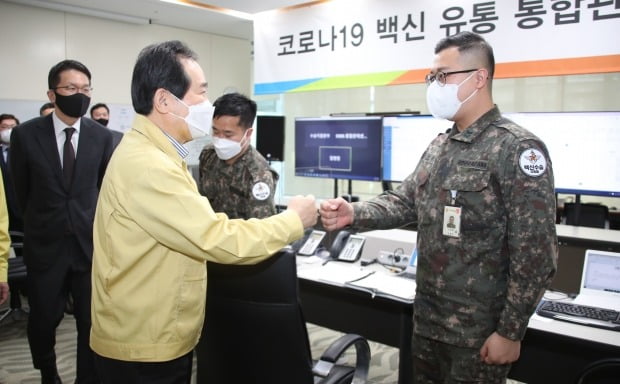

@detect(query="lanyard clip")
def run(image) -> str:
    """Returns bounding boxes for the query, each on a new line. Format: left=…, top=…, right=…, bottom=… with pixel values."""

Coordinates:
left=450, top=190, right=457, bottom=206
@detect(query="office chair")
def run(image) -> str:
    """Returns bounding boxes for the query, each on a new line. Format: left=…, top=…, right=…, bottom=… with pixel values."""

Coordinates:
left=564, top=203, right=609, bottom=229
left=574, top=358, right=620, bottom=384
left=196, top=248, right=371, bottom=384
left=0, top=231, right=27, bottom=323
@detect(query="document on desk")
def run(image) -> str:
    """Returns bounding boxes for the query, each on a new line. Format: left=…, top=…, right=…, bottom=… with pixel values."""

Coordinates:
left=346, top=272, right=417, bottom=303
left=297, top=262, right=372, bottom=286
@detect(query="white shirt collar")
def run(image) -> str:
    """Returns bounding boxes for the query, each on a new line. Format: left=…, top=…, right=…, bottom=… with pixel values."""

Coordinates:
left=52, top=111, right=81, bottom=137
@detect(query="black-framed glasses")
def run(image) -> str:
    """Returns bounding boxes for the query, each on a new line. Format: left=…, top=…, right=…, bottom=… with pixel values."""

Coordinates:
left=54, top=85, right=94, bottom=95
left=425, top=69, right=478, bottom=86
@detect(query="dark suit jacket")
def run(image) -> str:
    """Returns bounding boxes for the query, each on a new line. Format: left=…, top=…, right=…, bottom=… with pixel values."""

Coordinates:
left=110, top=129, right=123, bottom=149
left=91, top=118, right=123, bottom=149
left=0, top=144, right=23, bottom=231
left=10, top=114, right=113, bottom=270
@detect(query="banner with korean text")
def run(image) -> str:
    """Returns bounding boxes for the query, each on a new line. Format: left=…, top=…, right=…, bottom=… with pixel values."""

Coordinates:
left=253, top=0, right=620, bottom=94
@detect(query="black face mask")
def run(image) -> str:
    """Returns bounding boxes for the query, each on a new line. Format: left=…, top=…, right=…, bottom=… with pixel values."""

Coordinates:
left=54, top=92, right=91, bottom=118
left=95, top=118, right=109, bottom=127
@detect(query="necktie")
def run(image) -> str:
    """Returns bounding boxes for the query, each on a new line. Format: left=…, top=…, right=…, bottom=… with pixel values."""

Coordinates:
left=1, top=146, right=7, bottom=167
left=63, top=128, right=76, bottom=188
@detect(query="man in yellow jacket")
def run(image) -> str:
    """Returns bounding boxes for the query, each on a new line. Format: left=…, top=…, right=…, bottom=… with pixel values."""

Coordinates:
left=0, top=172, right=10, bottom=307
left=90, top=40, right=317, bottom=384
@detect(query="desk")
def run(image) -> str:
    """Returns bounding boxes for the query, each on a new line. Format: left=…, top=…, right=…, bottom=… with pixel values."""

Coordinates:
left=297, top=258, right=414, bottom=384
left=509, top=313, right=620, bottom=383
left=553, top=224, right=620, bottom=294
left=297, top=225, right=620, bottom=384
left=556, top=223, right=620, bottom=247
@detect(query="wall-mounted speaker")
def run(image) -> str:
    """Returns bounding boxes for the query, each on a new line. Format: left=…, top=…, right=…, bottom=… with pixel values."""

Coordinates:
left=256, top=115, right=285, bottom=161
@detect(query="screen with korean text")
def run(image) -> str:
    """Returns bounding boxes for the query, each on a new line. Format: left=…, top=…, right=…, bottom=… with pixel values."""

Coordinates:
left=295, top=116, right=383, bottom=181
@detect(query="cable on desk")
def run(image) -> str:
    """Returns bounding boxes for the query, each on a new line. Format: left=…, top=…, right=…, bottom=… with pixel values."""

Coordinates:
left=543, top=290, right=577, bottom=301
left=380, top=263, right=403, bottom=274
left=345, top=271, right=376, bottom=284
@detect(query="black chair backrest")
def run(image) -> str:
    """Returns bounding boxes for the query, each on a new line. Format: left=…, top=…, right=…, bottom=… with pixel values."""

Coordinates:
left=564, top=203, right=608, bottom=228
left=575, top=358, right=620, bottom=384
left=198, top=249, right=314, bottom=384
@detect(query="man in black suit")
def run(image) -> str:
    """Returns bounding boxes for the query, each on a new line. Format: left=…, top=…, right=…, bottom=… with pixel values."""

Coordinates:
left=89, top=103, right=123, bottom=149
left=40, top=102, right=55, bottom=117
left=10, top=59, right=113, bottom=384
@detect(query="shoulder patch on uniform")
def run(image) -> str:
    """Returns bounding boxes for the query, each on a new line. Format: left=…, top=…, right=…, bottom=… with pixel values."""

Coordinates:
left=252, top=182, right=271, bottom=200
left=519, top=148, right=547, bottom=177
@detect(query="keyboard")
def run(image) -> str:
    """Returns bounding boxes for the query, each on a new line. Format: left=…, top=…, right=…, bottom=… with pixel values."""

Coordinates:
left=536, top=300, right=620, bottom=331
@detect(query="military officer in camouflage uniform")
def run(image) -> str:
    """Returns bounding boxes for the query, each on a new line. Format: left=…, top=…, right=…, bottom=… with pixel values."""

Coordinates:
left=320, top=31, right=557, bottom=383
left=197, top=92, right=278, bottom=219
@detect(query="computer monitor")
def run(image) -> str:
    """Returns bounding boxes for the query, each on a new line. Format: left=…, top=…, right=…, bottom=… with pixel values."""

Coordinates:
left=256, top=115, right=285, bottom=161
left=294, top=116, right=383, bottom=181
left=382, top=115, right=452, bottom=182
left=505, top=111, right=620, bottom=197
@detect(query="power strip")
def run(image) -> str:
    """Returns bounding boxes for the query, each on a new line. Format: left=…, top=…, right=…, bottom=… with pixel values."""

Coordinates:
left=377, top=250, right=410, bottom=269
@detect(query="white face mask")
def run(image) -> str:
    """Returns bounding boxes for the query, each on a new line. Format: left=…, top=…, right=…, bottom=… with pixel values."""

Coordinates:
left=426, top=72, right=478, bottom=121
left=0, top=128, right=12, bottom=144
left=212, top=130, right=248, bottom=160
left=169, top=93, right=214, bottom=140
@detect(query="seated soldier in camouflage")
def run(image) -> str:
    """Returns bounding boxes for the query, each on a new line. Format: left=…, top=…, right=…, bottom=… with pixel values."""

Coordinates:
left=197, top=92, right=278, bottom=220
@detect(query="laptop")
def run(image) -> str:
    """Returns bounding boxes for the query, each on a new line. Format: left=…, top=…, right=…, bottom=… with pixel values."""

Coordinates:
left=536, top=249, right=620, bottom=330
left=572, top=249, right=620, bottom=311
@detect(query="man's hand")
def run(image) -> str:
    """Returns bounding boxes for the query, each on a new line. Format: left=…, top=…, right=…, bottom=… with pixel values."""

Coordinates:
left=319, top=197, right=354, bottom=231
left=479, top=332, right=521, bottom=365
left=287, top=195, right=318, bottom=229
left=0, top=282, right=9, bottom=306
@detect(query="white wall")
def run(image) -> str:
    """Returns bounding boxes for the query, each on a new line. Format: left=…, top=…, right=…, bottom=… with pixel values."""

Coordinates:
left=0, top=2, right=251, bottom=119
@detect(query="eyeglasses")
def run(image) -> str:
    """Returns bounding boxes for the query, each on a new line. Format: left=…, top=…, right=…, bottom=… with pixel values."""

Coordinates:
left=54, top=85, right=94, bottom=95
left=425, top=69, right=478, bottom=86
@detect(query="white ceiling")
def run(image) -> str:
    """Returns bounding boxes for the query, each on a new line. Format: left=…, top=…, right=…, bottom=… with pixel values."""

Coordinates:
left=3, top=0, right=315, bottom=40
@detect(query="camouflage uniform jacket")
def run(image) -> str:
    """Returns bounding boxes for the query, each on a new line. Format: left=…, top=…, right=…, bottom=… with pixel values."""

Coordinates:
left=198, top=145, right=278, bottom=219
left=353, top=106, right=558, bottom=347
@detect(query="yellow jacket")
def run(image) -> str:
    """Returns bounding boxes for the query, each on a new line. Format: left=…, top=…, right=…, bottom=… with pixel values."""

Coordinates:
left=90, top=115, right=303, bottom=362
left=0, top=172, right=9, bottom=282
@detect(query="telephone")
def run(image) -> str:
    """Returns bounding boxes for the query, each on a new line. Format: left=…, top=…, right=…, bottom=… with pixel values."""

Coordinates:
left=297, top=230, right=326, bottom=256
left=330, top=230, right=365, bottom=262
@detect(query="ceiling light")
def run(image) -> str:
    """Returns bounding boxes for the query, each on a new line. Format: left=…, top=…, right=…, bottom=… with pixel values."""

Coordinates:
left=159, top=0, right=253, bottom=20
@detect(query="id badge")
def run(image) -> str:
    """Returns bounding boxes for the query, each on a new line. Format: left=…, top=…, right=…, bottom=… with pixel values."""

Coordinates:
left=443, top=206, right=461, bottom=238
